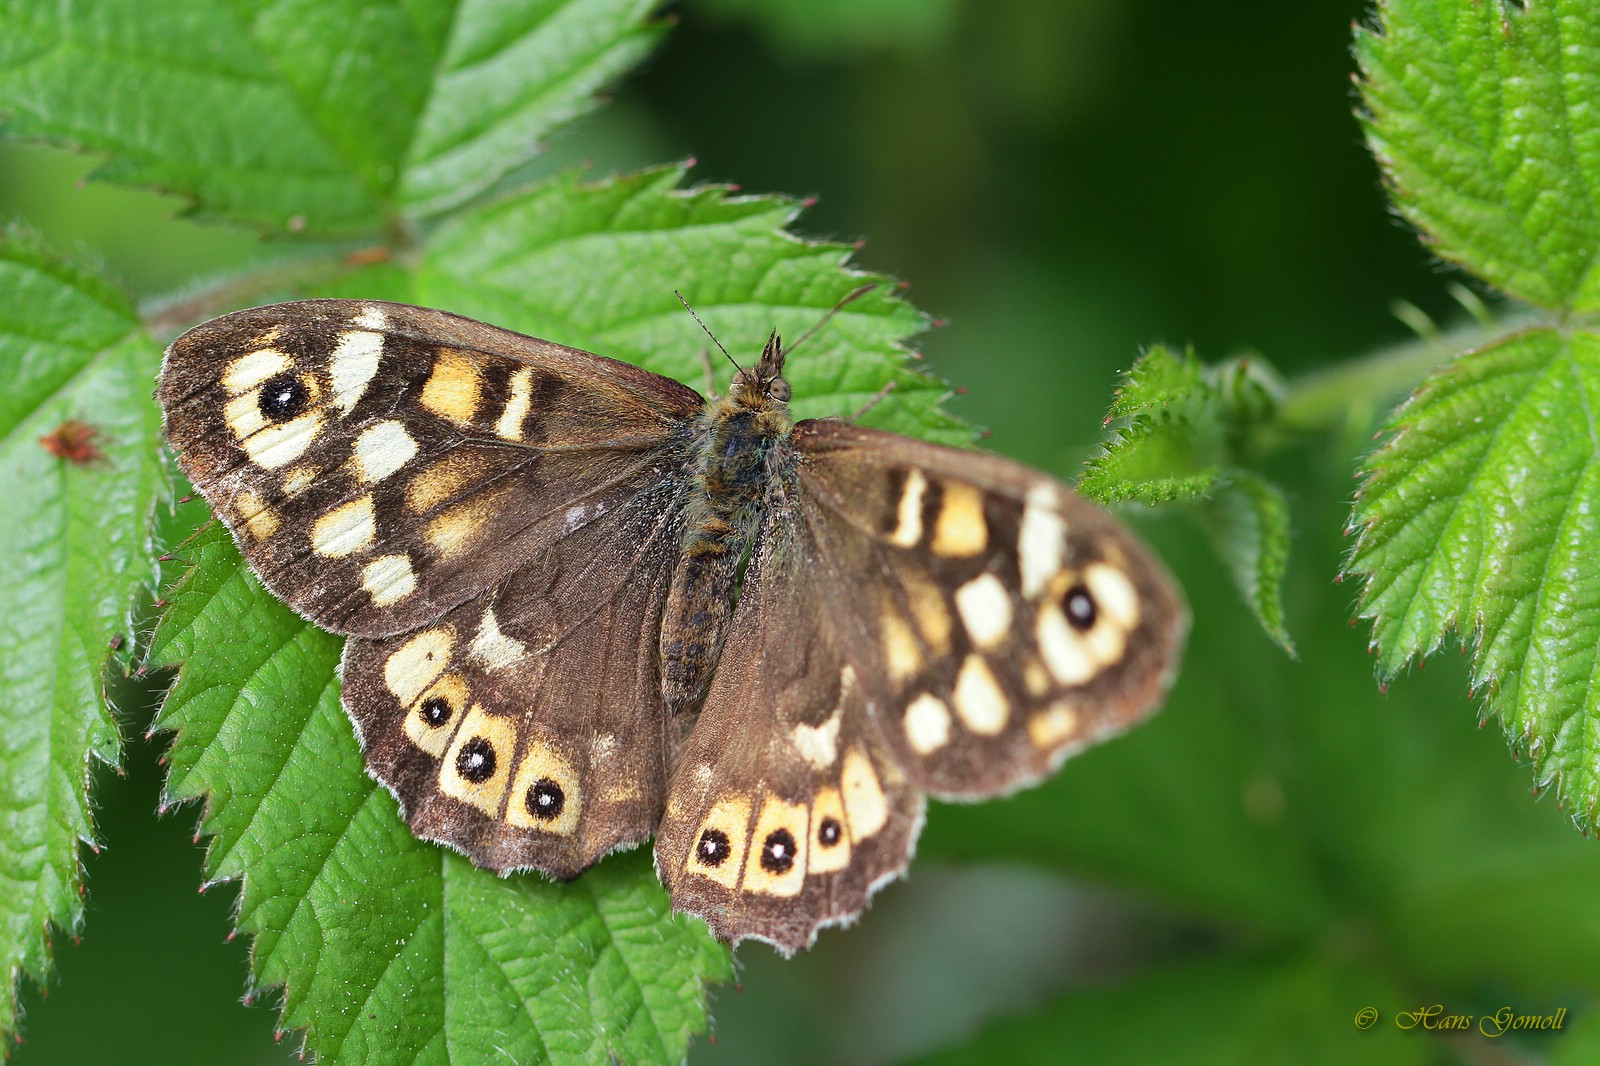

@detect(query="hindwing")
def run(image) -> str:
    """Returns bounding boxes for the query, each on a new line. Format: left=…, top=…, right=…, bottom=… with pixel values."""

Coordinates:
left=341, top=487, right=687, bottom=877
left=655, top=514, right=924, bottom=953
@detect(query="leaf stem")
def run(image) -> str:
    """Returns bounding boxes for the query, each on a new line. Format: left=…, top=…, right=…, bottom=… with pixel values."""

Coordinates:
left=1276, top=311, right=1543, bottom=435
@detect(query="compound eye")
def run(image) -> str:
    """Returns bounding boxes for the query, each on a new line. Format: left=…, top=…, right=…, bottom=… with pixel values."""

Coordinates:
left=768, top=377, right=791, bottom=401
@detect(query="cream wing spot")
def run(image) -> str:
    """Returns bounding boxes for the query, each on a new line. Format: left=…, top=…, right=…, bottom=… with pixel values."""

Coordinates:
left=904, top=693, right=953, bottom=755
left=281, top=464, right=318, bottom=497
left=310, top=495, right=376, bottom=558
left=901, top=571, right=953, bottom=655
left=404, top=674, right=468, bottom=757
left=353, top=304, right=389, bottom=331
left=1085, top=617, right=1128, bottom=667
left=955, top=573, right=1013, bottom=650
left=840, top=748, right=888, bottom=841
left=496, top=366, right=533, bottom=440
left=384, top=627, right=455, bottom=704
left=244, top=412, right=326, bottom=470
left=791, top=711, right=842, bottom=770
left=1085, top=562, right=1141, bottom=629
left=506, top=738, right=581, bottom=835
left=953, top=654, right=1009, bottom=735
left=222, top=392, right=266, bottom=443
left=888, top=468, right=927, bottom=548
left=883, top=609, right=924, bottom=682
left=222, top=349, right=291, bottom=394
left=1019, top=483, right=1068, bottom=599
left=1024, top=659, right=1051, bottom=697
left=806, top=787, right=852, bottom=874
left=440, top=705, right=514, bottom=815
left=424, top=494, right=499, bottom=559
left=406, top=452, right=486, bottom=514
left=688, top=796, right=753, bottom=889
left=362, top=554, right=417, bottom=606
left=1037, top=605, right=1095, bottom=685
left=469, top=608, right=527, bottom=671
left=328, top=330, right=383, bottom=413
left=791, top=666, right=853, bottom=769
left=420, top=349, right=482, bottom=425
left=352, top=420, right=418, bottom=483
left=930, top=481, right=989, bottom=556
left=742, top=795, right=810, bottom=898
left=1029, top=702, right=1081, bottom=750
left=234, top=489, right=280, bottom=541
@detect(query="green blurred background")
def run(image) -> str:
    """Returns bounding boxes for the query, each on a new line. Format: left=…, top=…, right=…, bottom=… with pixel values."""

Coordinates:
left=8, top=0, right=1597, bottom=1063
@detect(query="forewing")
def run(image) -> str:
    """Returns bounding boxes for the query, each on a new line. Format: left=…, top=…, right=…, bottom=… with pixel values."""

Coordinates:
left=793, top=420, right=1186, bottom=799
left=655, top=516, right=924, bottom=954
left=341, top=486, right=687, bottom=878
left=159, top=299, right=702, bottom=637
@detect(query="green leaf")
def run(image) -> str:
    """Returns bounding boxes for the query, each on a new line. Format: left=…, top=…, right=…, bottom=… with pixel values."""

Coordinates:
left=0, top=228, right=162, bottom=1037
left=148, top=526, right=732, bottom=1065
left=1200, top=471, right=1295, bottom=654
left=416, top=165, right=966, bottom=444
left=1079, top=420, right=1222, bottom=504
left=1356, top=0, right=1600, bottom=310
left=1080, top=346, right=1224, bottom=504
left=0, top=0, right=664, bottom=236
left=1102, top=344, right=1209, bottom=422
left=1082, top=345, right=1293, bottom=650
left=1348, top=326, right=1600, bottom=826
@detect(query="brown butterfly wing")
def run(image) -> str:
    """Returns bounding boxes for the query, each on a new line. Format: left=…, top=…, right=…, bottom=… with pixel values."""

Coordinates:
left=160, top=299, right=702, bottom=638
left=654, top=514, right=924, bottom=954
left=341, top=487, right=688, bottom=878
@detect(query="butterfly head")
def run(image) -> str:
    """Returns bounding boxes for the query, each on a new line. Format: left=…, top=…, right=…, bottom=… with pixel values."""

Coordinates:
left=729, top=331, right=793, bottom=408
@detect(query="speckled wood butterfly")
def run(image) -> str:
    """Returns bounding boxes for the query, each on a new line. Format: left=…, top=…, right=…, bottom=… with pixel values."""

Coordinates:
left=159, top=297, right=1186, bottom=953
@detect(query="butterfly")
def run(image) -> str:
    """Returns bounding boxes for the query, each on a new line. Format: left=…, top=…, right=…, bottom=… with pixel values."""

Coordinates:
left=158, top=295, right=1186, bottom=953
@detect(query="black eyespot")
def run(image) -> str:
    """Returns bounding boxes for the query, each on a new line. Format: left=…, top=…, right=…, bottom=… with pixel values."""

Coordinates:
left=760, top=828, right=797, bottom=874
left=258, top=373, right=310, bottom=421
left=696, top=828, right=731, bottom=867
left=455, top=737, right=496, bottom=783
left=525, top=778, right=565, bottom=821
left=817, top=817, right=843, bottom=848
left=420, top=696, right=451, bottom=727
left=1064, top=583, right=1097, bottom=631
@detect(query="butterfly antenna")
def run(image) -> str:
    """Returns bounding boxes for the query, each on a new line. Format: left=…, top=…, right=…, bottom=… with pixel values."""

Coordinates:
left=779, top=283, right=878, bottom=358
left=676, top=291, right=742, bottom=373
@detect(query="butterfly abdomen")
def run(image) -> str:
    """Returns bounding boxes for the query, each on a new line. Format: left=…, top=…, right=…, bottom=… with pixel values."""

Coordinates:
left=658, top=392, right=796, bottom=714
